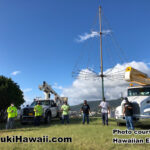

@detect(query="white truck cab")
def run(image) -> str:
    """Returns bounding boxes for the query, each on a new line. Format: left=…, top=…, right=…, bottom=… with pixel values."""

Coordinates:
left=115, top=66, right=150, bottom=125
left=115, top=86, right=150, bottom=125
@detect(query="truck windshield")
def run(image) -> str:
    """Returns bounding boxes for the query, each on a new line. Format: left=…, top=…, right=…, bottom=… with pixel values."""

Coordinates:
left=30, top=101, right=36, bottom=107
left=128, top=87, right=150, bottom=96
left=30, top=101, right=50, bottom=106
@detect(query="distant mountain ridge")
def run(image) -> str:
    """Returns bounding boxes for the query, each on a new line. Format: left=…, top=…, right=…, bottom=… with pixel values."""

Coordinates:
left=70, top=99, right=122, bottom=112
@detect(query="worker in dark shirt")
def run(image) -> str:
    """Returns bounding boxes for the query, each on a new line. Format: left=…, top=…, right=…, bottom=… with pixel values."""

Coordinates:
left=123, top=97, right=134, bottom=130
left=80, top=100, right=90, bottom=124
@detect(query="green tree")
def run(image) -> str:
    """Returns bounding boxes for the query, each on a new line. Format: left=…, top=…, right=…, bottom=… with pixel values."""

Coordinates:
left=0, top=76, right=24, bottom=122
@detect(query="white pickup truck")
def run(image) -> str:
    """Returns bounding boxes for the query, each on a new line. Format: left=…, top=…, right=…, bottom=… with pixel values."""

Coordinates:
left=20, top=81, right=68, bottom=124
left=20, top=99, right=61, bottom=125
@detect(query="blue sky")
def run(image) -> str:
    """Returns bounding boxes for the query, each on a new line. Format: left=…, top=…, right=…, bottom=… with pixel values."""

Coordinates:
left=0, top=0, right=150, bottom=105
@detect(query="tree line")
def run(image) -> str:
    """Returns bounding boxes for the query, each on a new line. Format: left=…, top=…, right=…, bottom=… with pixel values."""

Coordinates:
left=0, top=76, right=24, bottom=122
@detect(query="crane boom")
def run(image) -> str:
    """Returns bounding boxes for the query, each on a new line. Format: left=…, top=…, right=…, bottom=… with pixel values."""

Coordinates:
left=39, top=81, right=68, bottom=105
left=125, top=67, right=150, bottom=85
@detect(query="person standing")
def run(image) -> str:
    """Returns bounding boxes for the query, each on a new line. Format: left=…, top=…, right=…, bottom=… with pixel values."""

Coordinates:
left=6, top=103, right=17, bottom=129
left=123, top=97, right=134, bottom=130
left=34, top=101, right=43, bottom=126
left=81, top=100, right=90, bottom=124
left=61, top=101, right=70, bottom=124
left=99, top=98, right=110, bottom=126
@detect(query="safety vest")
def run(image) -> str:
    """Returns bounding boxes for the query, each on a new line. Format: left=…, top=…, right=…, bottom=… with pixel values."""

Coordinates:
left=34, top=105, right=43, bottom=116
left=7, top=106, right=17, bottom=118
left=61, top=104, right=70, bottom=115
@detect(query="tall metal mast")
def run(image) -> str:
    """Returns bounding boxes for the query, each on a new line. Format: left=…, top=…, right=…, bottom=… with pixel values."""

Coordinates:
left=99, top=6, right=105, bottom=101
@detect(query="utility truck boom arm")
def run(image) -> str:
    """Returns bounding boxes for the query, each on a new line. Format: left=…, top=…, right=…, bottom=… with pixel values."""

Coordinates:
left=125, top=67, right=150, bottom=85
left=39, top=81, right=65, bottom=105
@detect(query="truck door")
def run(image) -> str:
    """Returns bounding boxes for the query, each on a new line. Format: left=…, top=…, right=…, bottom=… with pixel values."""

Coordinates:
left=50, top=100, right=57, bottom=117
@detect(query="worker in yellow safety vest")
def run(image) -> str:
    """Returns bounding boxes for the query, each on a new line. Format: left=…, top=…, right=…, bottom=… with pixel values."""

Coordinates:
left=34, top=101, right=43, bottom=126
left=6, top=103, right=17, bottom=129
left=61, top=101, right=70, bottom=124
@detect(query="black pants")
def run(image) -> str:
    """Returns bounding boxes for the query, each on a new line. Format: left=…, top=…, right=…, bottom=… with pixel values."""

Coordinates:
left=62, top=115, right=69, bottom=124
left=102, top=113, right=108, bottom=125
left=6, top=118, right=15, bottom=129
left=34, top=116, right=41, bottom=126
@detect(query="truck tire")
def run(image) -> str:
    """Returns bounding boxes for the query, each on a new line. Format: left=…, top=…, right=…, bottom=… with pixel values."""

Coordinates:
left=45, top=113, right=51, bottom=124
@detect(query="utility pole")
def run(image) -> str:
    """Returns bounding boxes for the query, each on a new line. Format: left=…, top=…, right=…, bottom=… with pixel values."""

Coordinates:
left=99, top=6, right=105, bottom=101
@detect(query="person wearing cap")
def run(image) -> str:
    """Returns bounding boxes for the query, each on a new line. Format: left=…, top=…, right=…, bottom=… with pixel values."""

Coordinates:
left=61, top=101, right=70, bottom=124
left=81, top=100, right=91, bottom=124
left=6, top=103, right=17, bottom=129
left=99, top=98, right=110, bottom=126
left=34, top=101, right=43, bottom=126
left=123, top=97, right=134, bottom=130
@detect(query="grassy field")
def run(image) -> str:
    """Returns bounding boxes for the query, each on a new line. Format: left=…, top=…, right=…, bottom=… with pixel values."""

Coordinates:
left=0, top=118, right=150, bottom=150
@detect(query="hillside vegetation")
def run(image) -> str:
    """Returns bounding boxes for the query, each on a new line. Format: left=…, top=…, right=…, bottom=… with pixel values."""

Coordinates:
left=71, top=99, right=121, bottom=112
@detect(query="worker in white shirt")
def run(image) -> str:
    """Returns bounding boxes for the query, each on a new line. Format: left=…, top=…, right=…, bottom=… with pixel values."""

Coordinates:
left=99, top=98, right=110, bottom=126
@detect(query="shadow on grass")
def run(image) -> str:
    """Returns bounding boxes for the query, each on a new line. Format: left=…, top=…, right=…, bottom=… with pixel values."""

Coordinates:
left=135, top=125, right=150, bottom=129
left=0, top=128, right=38, bottom=133
left=66, top=117, right=99, bottom=125
left=0, top=121, right=40, bottom=132
left=40, top=117, right=114, bottom=127
left=3, top=117, right=148, bottom=132
left=0, top=118, right=83, bottom=131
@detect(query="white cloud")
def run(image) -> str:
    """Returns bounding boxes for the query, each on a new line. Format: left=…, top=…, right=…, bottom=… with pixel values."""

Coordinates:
left=76, top=31, right=99, bottom=42
left=102, top=29, right=112, bottom=35
left=52, top=83, right=63, bottom=90
left=61, top=61, right=150, bottom=105
left=21, top=96, right=33, bottom=108
left=11, top=71, right=21, bottom=76
left=23, top=88, right=32, bottom=93
left=76, top=29, right=112, bottom=42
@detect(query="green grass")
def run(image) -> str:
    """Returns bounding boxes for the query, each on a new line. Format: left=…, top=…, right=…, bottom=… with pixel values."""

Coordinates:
left=0, top=118, right=150, bottom=150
